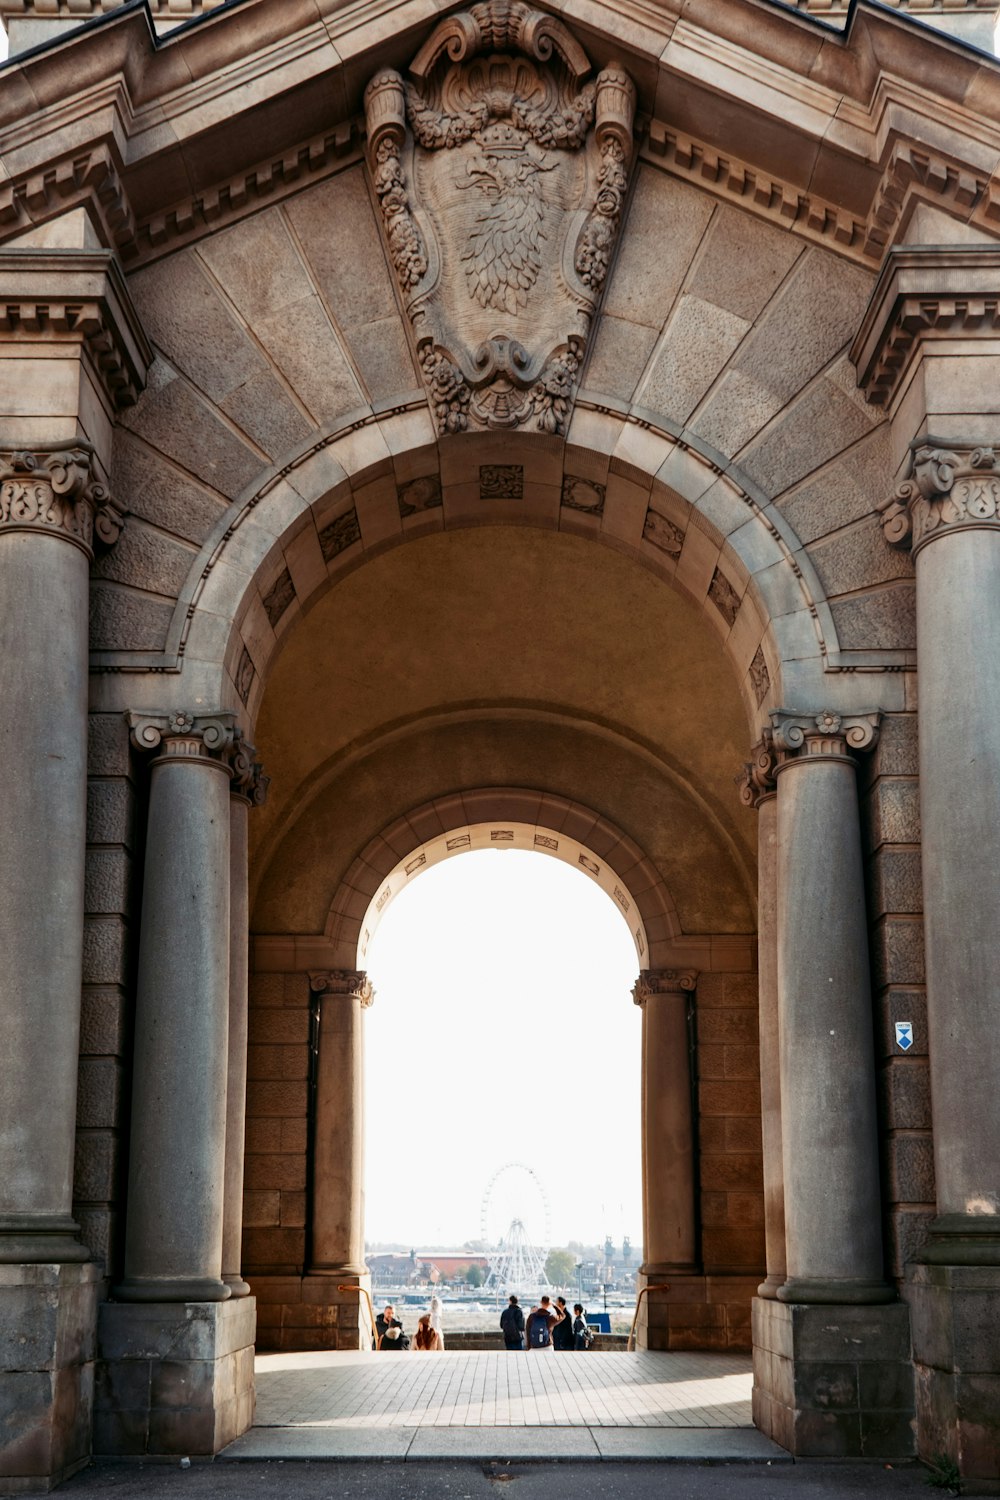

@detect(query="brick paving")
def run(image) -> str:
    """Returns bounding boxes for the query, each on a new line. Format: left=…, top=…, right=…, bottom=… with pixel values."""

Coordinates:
left=250, top=1349, right=753, bottom=1429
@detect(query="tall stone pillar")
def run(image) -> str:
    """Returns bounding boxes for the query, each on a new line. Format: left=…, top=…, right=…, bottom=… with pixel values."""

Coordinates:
left=305, top=970, right=374, bottom=1350
left=95, top=711, right=255, bottom=1459
left=771, top=710, right=889, bottom=1305
left=0, top=448, right=122, bottom=1266
left=632, top=969, right=698, bottom=1351
left=739, top=734, right=785, bottom=1299
left=753, top=710, right=914, bottom=1460
left=223, top=739, right=269, bottom=1297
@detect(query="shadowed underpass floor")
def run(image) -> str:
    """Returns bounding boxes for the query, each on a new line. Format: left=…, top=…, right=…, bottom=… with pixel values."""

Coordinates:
left=220, top=1350, right=785, bottom=1460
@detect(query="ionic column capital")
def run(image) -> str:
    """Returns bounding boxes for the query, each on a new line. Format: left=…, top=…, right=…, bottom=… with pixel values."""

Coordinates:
left=228, top=731, right=270, bottom=808
left=126, top=709, right=237, bottom=774
left=770, top=709, right=881, bottom=765
left=878, top=439, right=1000, bottom=556
left=0, top=444, right=123, bottom=559
left=309, top=970, right=375, bottom=1007
left=632, top=969, right=698, bottom=1007
left=738, top=729, right=778, bottom=809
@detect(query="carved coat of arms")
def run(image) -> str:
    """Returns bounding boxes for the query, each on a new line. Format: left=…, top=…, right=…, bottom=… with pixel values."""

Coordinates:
left=364, top=1, right=636, bottom=436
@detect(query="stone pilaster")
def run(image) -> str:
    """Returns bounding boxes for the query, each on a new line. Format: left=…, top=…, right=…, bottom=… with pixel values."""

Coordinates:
left=770, top=709, right=891, bottom=1306
left=739, top=733, right=784, bottom=1300
left=117, top=711, right=237, bottom=1304
left=632, top=969, right=699, bottom=1281
left=223, top=740, right=269, bottom=1298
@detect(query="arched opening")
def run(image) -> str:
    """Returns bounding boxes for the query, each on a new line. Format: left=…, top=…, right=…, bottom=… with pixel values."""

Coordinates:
left=360, top=847, right=642, bottom=1341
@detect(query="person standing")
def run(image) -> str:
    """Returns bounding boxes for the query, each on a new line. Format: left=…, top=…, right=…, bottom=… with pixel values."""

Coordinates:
left=500, top=1294, right=525, bottom=1350
left=525, top=1294, right=561, bottom=1351
left=413, top=1313, right=442, bottom=1351
left=572, top=1303, right=592, bottom=1350
left=552, top=1295, right=574, bottom=1351
left=429, top=1292, right=445, bottom=1349
left=375, top=1303, right=408, bottom=1351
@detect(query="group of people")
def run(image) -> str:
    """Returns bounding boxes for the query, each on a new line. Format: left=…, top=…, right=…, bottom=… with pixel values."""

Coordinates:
left=373, top=1293, right=593, bottom=1352
left=500, top=1294, right=592, bottom=1352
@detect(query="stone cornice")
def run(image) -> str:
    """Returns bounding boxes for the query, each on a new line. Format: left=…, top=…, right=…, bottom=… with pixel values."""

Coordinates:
left=0, top=144, right=135, bottom=253
left=738, top=731, right=778, bottom=810
left=631, top=969, right=698, bottom=1006
left=770, top=709, right=881, bottom=761
left=309, top=970, right=375, bottom=1006
left=878, top=439, right=1000, bottom=554
left=852, top=245, right=1000, bottom=407
left=0, top=249, right=152, bottom=408
left=0, top=443, right=122, bottom=557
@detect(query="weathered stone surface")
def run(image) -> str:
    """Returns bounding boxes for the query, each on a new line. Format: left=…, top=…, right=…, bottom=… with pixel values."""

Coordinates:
left=604, top=169, right=713, bottom=330
left=86, top=781, right=135, bottom=850
left=89, top=583, right=175, bottom=653
left=638, top=296, right=749, bottom=425
left=585, top=314, right=658, bottom=401
left=830, top=584, right=916, bottom=651
left=122, top=360, right=262, bottom=500
left=111, top=432, right=228, bottom=546
left=92, top=518, right=196, bottom=598
left=776, top=427, right=893, bottom=546
left=84, top=849, right=131, bottom=916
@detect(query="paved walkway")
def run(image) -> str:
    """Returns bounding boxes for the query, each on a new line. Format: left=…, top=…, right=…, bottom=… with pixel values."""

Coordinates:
left=222, top=1350, right=787, bottom=1462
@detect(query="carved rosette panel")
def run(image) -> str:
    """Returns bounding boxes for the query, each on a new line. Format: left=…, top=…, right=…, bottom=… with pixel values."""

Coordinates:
left=0, top=446, right=123, bottom=558
left=631, top=969, right=698, bottom=1006
left=364, top=2, right=636, bottom=437
left=309, top=970, right=376, bottom=1007
left=878, top=442, right=1000, bottom=555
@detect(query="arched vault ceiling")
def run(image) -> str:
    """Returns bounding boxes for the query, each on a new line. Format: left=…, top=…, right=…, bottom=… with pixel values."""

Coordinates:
left=251, top=525, right=757, bottom=934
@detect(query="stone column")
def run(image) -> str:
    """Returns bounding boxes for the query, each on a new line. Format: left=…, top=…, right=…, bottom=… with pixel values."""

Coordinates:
left=633, top=969, right=699, bottom=1277
left=0, top=447, right=123, bottom=1264
left=308, top=970, right=374, bottom=1279
left=771, top=710, right=892, bottom=1306
left=222, top=740, right=269, bottom=1297
left=740, top=733, right=785, bottom=1299
left=880, top=444, right=1000, bottom=1265
left=116, top=711, right=236, bottom=1303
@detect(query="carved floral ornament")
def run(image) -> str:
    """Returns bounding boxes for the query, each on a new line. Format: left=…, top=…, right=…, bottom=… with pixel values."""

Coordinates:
left=364, top=1, right=636, bottom=437
left=309, top=970, right=376, bottom=1007
left=0, top=446, right=123, bottom=558
left=878, top=443, right=1000, bottom=554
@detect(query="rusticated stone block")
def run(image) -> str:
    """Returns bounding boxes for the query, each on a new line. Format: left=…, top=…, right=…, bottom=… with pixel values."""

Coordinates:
left=87, top=780, right=136, bottom=849
left=869, top=848, right=923, bottom=917
left=701, top=1226, right=764, bottom=1269
left=885, top=1133, right=936, bottom=1204
left=73, top=1131, right=118, bottom=1202
left=249, top=973, right=288, bottom=1006
left=700, top=1154, right=763, bottom=1191
left=879, top=1060, right=932, bottom=1131
left=725, top=1116, right=763, bottom=1150
left=76, top=1059, right=122, bottom=1130
left=876, top=988, right=928, bottom=1058
left=697, top=1009, right=758, bottom=1044
left=279, top=1192, right=307, bottom=1227
left=870, top=715, right=919, bottom=779
left=82, top=917, right=129, bottom=987
left=243, top=1191, right=281, bottom=1227
left=241, top=1227, right=305, bottom=1272
left=88, top=714, right=133, bottom=779
left=248, top=1008, right=310, bottom=1045
left=698, top=1080, right=761, bottom=1116
left=888, top=1207, right=934, bottom=1277
left=872, top=920, right=925, bottom=988
left=865, top=779, right=921, bottom=848
left=245, top=1080, right=307, bottom=1117
left=244, top=1153, right=306, bottom=1191
left=79, top=989, right=127, bottom=1057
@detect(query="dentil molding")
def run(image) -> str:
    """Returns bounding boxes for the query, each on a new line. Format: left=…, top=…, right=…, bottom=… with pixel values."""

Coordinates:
left=364, top=0, right=636, bottom=437
left=0, top=444, right=122, bottom=558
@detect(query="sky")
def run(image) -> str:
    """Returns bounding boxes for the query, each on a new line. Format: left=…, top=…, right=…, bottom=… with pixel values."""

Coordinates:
left=363, top=849, right=643, bottom=1255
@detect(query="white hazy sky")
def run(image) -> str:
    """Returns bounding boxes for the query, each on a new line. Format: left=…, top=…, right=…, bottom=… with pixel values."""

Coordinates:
left=363, top=849, right=643, bottom=1254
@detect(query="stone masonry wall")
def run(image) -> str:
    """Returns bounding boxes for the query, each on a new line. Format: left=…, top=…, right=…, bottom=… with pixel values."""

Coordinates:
left=859, top=710, right=934, bottom=1282
left=74, top=713, right=139, bottom=1280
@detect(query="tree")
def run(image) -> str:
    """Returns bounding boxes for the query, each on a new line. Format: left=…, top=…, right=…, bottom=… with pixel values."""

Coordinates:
left=465, top=1263, right=484, bottom=1288
left=545, top=1248, right=577, bottom=1286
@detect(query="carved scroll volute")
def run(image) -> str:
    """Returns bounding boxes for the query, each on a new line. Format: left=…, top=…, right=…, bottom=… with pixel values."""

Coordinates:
left=364, top=2, right=636, bottom=439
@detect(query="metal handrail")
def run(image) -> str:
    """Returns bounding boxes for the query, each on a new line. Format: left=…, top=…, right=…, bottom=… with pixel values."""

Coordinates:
left=626, top=1283, right=671, bottom=1352
left=338, top=1282, right=376, bottom=1348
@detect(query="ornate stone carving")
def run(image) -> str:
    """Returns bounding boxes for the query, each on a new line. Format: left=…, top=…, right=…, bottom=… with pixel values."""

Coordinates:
left=749, top=646, right=770, bottom=708
left=0, top=446, right=123, bottom=557
left=770, top=709, right=881, bottom=759
left=229, top=731, right=269, bottom=806
left=364, top=3, right=636, bottom=437
left=126, top=709, right=236, bottom=762
left=632, top=969, right=698, bottom=1006
left=878, top=442, right=1000, bottom=554
left=738, top=731, right=778, bottom=809
left=309, top=970, right=375, bottom=1007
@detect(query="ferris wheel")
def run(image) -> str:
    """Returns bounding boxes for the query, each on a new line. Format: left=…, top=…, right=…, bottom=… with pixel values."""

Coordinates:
left=480, top=1162, right=552, bottom=1298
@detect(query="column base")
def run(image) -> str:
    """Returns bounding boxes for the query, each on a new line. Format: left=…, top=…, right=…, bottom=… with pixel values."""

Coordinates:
left=0, top=1262, right=100, bottom=1493
left=919, top=1213, right=1000, bottom=1267
left=777, top=1276, right=895, bottom=1305
left=752, top=1297, right=914, bottom=1459
left=756, top=1272, right=786, bottom=1301
left=113, top=1276, right=231, bottom=1304
left=635, top=1270, right=757, bottom=1352
left=908, top=1260, right=1000, bottom=1487
left=222, top=1276, right=252, bottom=1298
left=0, top=1217, right=90, bottom=1265
left=94, top=1298, right=255, bottom=1458
left=250, top=1273, right=373, bottom=1352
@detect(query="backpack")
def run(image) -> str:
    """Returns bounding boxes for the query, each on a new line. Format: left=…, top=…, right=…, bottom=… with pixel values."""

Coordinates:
left=529, top=1311, right=551, bottom=1348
